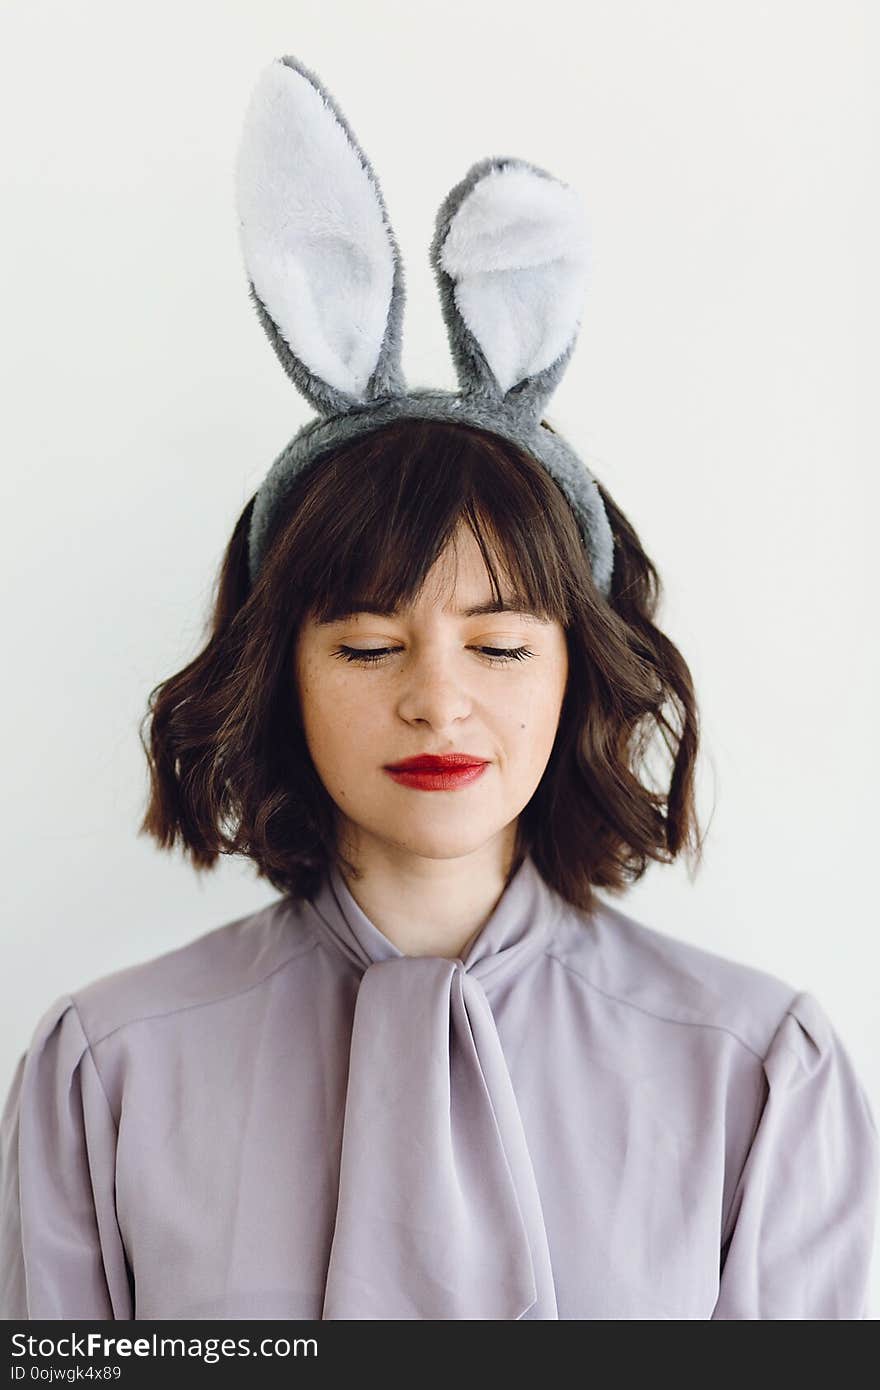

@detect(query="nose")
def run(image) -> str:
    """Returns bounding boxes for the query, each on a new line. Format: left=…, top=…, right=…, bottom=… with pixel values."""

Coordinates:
left=395, top=651, right=473, bottom=728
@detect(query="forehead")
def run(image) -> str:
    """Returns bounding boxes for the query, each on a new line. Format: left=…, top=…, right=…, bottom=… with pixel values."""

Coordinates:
left=313, top=597, right=546, bottom=627
left=407, top=527, right=511, bottom=602
left=318, top=526, right=545, bottom=625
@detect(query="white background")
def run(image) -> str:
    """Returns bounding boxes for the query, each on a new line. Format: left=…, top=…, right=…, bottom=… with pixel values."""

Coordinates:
left=1, top=0, right=878, bottom=1316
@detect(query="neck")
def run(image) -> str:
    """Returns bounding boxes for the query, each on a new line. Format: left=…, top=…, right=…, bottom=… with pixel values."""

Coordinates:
left=334, top=826, right=524, bottom=959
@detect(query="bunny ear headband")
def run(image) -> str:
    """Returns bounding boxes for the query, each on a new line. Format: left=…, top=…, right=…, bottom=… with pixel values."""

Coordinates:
left=235, top=54, right=614, bottom=598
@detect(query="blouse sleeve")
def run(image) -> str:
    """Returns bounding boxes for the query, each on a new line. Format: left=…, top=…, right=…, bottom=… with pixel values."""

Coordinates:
left=0, top=994, right=133, bottom=1319
left=712, top=989, right=880, bottom=1319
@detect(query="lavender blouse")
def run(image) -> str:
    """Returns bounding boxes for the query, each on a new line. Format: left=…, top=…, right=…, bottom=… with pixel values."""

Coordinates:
left=1, top=853, right=877, bottom=1319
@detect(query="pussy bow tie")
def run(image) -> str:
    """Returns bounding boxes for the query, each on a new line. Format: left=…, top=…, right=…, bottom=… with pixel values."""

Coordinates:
left=304, top=853, right=560, bottom=1320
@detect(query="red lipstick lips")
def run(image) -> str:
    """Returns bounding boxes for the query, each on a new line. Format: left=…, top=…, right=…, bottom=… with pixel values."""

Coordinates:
left=383, top=752, right=490, bottom=792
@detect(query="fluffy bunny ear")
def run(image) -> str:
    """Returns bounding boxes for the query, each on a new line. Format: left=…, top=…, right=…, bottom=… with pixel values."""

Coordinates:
left=430, top=157, right=589, bottom=420
left=234, top=55, right=407, bottom=416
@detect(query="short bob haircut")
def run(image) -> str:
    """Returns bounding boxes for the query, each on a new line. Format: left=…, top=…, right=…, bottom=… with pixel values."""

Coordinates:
left=139, top=416, right=705, bottom=915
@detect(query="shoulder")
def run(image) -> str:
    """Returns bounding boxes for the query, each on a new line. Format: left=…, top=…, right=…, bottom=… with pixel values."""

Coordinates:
left=62, top=895, right=319, bottom=1048
left=546, top=890, right=803, bottom=1060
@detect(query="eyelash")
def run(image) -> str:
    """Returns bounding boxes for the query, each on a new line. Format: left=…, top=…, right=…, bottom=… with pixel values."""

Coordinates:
left=333, top=645, right=536, bottom=668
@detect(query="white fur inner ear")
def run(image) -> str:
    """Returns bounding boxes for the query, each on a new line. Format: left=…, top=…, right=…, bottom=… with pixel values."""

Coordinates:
left=440, top=166, right=589, bottom=395
left=235, top=61, right=396, bottom=399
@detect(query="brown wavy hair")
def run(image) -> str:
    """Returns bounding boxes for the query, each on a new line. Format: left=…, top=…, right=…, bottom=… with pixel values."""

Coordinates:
left=138, top=416, right=706, bottom=915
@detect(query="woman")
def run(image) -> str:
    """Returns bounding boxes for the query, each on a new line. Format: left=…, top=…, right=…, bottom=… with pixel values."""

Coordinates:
left=1, top=54, right=877, bottom=1321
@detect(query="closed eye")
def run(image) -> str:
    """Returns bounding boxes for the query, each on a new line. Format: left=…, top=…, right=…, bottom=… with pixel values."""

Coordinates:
left=332, top=645, right=535, bottom=667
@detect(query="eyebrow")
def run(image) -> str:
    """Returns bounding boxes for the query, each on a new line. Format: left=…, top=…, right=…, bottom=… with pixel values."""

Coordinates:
left=315, top=599, right=546, bottom=626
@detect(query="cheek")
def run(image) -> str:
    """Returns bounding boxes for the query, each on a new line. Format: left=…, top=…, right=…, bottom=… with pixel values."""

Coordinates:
left=508, top=673, right=565, bottom=732
left=299, top=663, right=378, bottom=748
left=496, top=693, right=564, bottom=779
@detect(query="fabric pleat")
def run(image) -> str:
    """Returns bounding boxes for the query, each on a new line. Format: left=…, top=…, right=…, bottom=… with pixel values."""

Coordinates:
left=304, top=853, right=560, bottom=1320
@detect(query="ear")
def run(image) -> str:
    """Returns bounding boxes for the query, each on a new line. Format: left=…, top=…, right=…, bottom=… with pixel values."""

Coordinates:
left=234, top=55, right=407, bottom=416
left=430, top=157, right=589, bottom=420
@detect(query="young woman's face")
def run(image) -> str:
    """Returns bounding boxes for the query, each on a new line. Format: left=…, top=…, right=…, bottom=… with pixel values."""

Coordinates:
left=293, top=523, right=569, bottom=865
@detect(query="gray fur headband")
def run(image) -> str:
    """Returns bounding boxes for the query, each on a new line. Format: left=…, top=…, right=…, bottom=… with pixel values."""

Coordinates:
left=235, top=54, right=614, bottom=598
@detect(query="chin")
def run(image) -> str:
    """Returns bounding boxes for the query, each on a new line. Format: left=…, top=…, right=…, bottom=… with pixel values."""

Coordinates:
left=368, top=820, right=501, bottom=862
